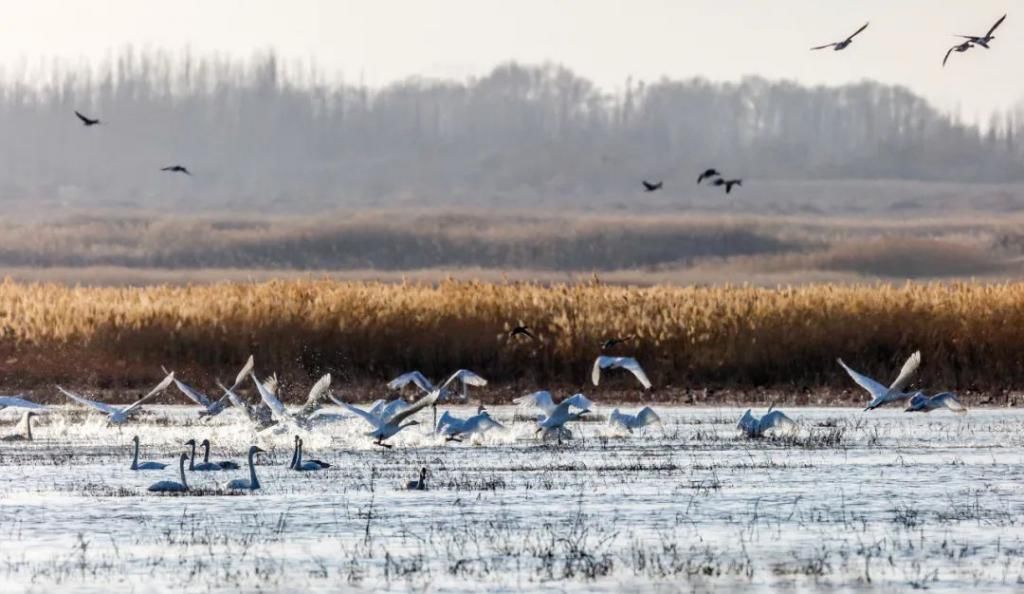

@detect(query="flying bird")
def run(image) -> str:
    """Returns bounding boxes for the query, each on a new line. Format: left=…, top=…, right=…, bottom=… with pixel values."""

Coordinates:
left=509, top=325, right=536, bottom=340
left=904, top=392, right=967, bottom=414
left=837, top=351, right=921, bottom=411
left=74, top=111, right=101, bottom=126
left=957, top=14, right=1006, bottom=48
left=642, top=180, right=663, bottom=192
left=697, top=169, right=721, bottom=184
left=0, top=395, right=47, bottom=412
left=600, top=336, right=632, bottom=350
left=608, top=407, right=661, bottom=433
left=436, top=405, right=504, bottom=441
left=592, top=356, right=652, bottom=390
left=161, top=165, right=191, bottom=175
left=535, top=396, right=592, bottom=444
left=339, top=389, right=440, bottom=448
left=737, top=406, right=798, bottom=438
left=713, top=178, right=742, bottom=194
left=811, top=22, right=869, bottom=51
left=943, top=41, right=974, bottom=67
left=57, top=371, right=175, bottom=424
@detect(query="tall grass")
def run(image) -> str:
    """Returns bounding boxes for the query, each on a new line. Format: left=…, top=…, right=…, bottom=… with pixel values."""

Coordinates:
left=0, top=279, right=1020, bottom=395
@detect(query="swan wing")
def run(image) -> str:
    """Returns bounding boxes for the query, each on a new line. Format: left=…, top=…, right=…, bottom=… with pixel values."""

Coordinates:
left=737, top=409, right=758, bottom=434
left=607, top=408, right=629, bottom=427
left=836, top=359, right=888, bottom=400
left=848, top=22, right=869, bottom=40
left=636, top=406, right=661, bottom=427
left=381, top=398, right=410, bottom=421
left=251, top=372, right=289, bottom=420
left=937, top=392, right=968, bottom=414
left=564, top=393, right=595, bottom=411
left=121, top=371, right=175, bottom=415
left=57, top=386, right=122, bottom=415
left=888, top=351, right=921, bottom=392
left=987, top=14, right=1007, bottom=38
left=618, top=357, right=652, bottom=389
left=232, top=355, right=255, bottom=390
left=441, top=369, right=488, bottom=391
left=591, top=357, right=608, bottom=386
left=387, top=371, right=434, bottom=393
left=762, top=410, right=797, bottom=432
left=339, top=402, right=386, bottom=429
left=0, top=396, right=48, bottom=410
left=171, top=378, right=213, bottom=408
left=389, top=390, right=441, bottom=426
left=514, top=391, right=557, bottom=415
left=296, top=374, right=331, bottom=418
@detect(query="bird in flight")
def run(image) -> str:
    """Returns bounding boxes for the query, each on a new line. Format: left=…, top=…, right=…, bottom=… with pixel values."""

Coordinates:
left=713, top=178, right=742, bottom=194
left=74, top=111, right=100, bottom=126
left=642, top=180, right=663, bottom=192
left=957, top=14, right=1006, bottom=48
left=943, top=41, right=974, bottom=67
left=161, top=165, right=191, bottom=175
left=600, top=336, right=633, bottom=350
left=811, top=22, right=869, bottom=51
left=509, top=325, right=535, bottom=340
left=697, top=169, right=720, bottom=184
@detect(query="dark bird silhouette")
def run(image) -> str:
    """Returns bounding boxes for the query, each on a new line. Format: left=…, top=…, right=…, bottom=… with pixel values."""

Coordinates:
left=697, top=169, right=721, bottom=184
left=957, top=14, right=1006, bottom=48
left=713, top=178, right=742, bottom=194
left=642, top=180, right=663, bottom=192
left=74, top=111, right=100, bottom=126
left=811, top=22, right=869, bottom=51
left=509, top=325, right=536, bottom=340
left=943, top=41, right=974, bottom=66
left=601, top=336, right=633, bottom=350
left=161, top=165, right=191, bottom=176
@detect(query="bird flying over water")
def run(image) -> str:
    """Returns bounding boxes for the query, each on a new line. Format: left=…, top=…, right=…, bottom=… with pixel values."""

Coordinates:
left=957, top=14, right=1006, bottom=48
left=161, top=165, right=191, bottom=175
left=592, top=356, right=652, bottom=390
left=58, top=371, right=175, bottom=424
left=838, top=351, right=920, bottom=411
left=811, top=22, right=869, bottom=51
left=74, top=111, right=100, bottom=126
left=642, top=180, right=663, bottom=192
left=697, top=169, right=721, bottom=184
left=600, top=336, right=632, bottom=350
left=904, top=391, right=967, bottom=414
left=608, top=407, right=661, bottom=433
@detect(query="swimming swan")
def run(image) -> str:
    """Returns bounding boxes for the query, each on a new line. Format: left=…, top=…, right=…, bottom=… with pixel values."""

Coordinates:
left=129, top=435, right=167, bottom=470
left=223, top=446, right=265, bottom=491
left=147, top=452, right=190, bottom=493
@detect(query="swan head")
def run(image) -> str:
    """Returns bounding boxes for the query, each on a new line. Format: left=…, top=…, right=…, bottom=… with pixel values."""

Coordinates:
left=132, top=435, right=140, bottom=444
left=179, top=452, right=190, bottom=462
left=184, top=438, right=196, bottom=446
left=200, top=438, right=210, bottom=448
left=420, top=467, right=427, bottom=479
left=249, top=445, right=265, bottom=456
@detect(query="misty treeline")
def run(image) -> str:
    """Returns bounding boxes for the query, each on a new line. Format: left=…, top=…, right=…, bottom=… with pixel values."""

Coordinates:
left=0, top=49, right=1021, bottom=212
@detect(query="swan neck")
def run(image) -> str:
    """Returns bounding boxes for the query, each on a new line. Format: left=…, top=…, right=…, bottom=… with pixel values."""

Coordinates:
left=25, top=415, right=32, bottom=441
left=289, top=440, right=298, bottom=469
left=248, top=449, right=259, bottom=489
left=131, top=438, right=139, bottom=469
left=188, top=441, right=196, bottom=471
left=179, top=455, right=188, bottom=489
left=202, top=442, right=210, bottom=463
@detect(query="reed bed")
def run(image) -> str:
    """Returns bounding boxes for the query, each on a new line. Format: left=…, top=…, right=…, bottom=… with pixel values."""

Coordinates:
left=0, top=279, right=1020, bottom=396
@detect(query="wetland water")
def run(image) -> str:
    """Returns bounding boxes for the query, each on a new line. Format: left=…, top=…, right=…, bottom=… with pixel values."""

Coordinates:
left=1, top=405, right=1022, bottom=592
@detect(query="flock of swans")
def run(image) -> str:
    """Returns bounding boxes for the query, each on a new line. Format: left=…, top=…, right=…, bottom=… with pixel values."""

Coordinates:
left=0, top=349, right=966, bottom=493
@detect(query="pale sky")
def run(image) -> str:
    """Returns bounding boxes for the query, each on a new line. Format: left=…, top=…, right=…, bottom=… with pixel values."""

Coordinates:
left=0, top=0, right=1019, bottom=121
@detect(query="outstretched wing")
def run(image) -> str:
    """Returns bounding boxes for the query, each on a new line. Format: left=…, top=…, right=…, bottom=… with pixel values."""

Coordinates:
left=811, top=42, right=837, bottom=50
left=618, top=357, right=652, bottom=389
left=380, top=398, right=409, bottom=421
left=737, top=409, right=758, bottom=435
left=936, top=393, right=968, bottom=414
left=592, top=356, right=609, bottom=386
left=987, top=14, right=1007, bottom=38
left=122, top=371, right=175, bottom=415
left=836, top=359, right=888, bottom=400
left=514, top=391, right=557, bottom=415
left=233, top=355, right=255, bottom=390
left=387, top=371, right=435, bottom=393
left=338, top=402, right=386, bottom=429
left=251, top=372, right=289, bottom=421
left=635, top=406, right=661, bottom=427
left=0, top=395, right=48, bottom=411
left=441, top=369, right=488, bottom=391
left=847, top=22, right=869, bottom=41
left=296, top=374, right=331, bottom=419
left=888, top=351, right=921, bottom=392
left=563, top=393, right=595, bottom=411
left=389, top=390, right=441, bottom=426
left=171, top=378, right=213, bottom=408
left=57, top=386, right=122, bottom=415
left=762, top=410, right=797, bottom=434
left=943, top=45, right=958, bottom=66
left=74, top=110, right=92, bottom=124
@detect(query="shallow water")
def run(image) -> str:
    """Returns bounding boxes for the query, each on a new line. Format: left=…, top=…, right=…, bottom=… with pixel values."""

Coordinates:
left=1, top=404, right=1023, bottom=593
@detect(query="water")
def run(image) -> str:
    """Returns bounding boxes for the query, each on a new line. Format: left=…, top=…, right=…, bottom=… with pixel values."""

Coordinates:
left=1, top=405, right=1023, bottom=593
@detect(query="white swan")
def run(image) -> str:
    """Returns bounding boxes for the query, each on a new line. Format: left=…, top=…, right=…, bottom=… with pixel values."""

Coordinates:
left=292, top=437, right=330, bottom=471
left=223, top=446, right=265, bottom=491
left=437, top=405, right=504, bottom=441
left=0, top=395, right=48, bottom=412
left=147, top=452, right=190, bottom=493
left=165, top=355, right=253, bottom=418
left=535, top=397, right=593, bottom=444
left=905, top=392, right=967, bottom=414
left=57, top=371, right=175, bottom=424
left=737, top=406, right=797, bottom=438
left=592, top=356, right=652, bottom=390
left=129, top=435, right=167, bottom=470
left=514, top=391, right=594, bottom=416
left=251, top=372, right=332, bottom=428
left=216, top=381, right=275, bottom=430
left=1, top=411, right=40, bottom=441
left=340, top=389, right=440, bottom=448
left=838, top=351, right=920, bottom=411
left=185, top=439, right=221, bottom=471
left=405, top=467, right=428, bottom=490
left=201, top=439, right=239, bottom=469
left=608, top=407, right=662, bottom=433
left=389, top=369, right=488, bottom=404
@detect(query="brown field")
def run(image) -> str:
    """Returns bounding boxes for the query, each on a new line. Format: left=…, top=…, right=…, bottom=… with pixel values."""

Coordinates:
left=0, top=279, right=1022, bottom=406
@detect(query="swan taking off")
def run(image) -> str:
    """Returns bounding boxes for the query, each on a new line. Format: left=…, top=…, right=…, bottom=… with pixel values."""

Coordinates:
left=534, top=394, right=593, bottom=444
left=129, top=435, right=167, bottom=470
left=592, top=356, right=652, bottom=390
left=406, top=467, right=428, bottom=490
left=57, top=371, right=175, bottom=424
left=737, top=407, right=797, bottom=438
left=251, top=372, right=333, bottom=429
left=838, top=351, right=921, bottom=411
left=437, top=405, right=504, bottom=441
left=0, top=395, right=48, bottom=412
left=388, top=369, right=488, bottom=403
left=514, top=391, right=595, bottom=416
left=905, top=392, right=968, bottom=414
left=223, top=446, right=265, bottom=491
left=608, top=407, right=662, bottom=433
left=340, top=389, right=440, bottom=448
left=167, top=355, right=253, bottom=418
left=1, top=411, right=40, bottom=441
left=147, top=452, right=190, bottom=493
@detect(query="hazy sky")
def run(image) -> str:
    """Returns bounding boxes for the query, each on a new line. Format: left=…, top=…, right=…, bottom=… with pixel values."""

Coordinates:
left=0, top=0, right=1019, bottom=120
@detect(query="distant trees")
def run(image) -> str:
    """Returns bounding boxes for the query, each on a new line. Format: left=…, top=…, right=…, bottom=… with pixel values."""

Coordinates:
left=0, top=50, right=1020, bottom=213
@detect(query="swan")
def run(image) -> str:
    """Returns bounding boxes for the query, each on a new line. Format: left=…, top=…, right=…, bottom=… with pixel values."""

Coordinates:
left=956, top=13, right=1006, bottom=49
left=514, top=391, right=594, bottom=416
left=329, top=395, right=410, bottom=423
left=592, top=356, right=652, bottom=390
left=737, top=406, right=797, bottom=438
left=810, top=21, right=869, bottom=51
left=166, top=355, right=253, bottom=418
left=57, top=371, right=175, bottom=424
left=388, top=369, right=488, bottom=427
left=608, top=407, right=662, bottom=433
left=0, top=395, right=48, bottom=412
left=223, top=446, right=265, bottom=491
left=216, top=381, right=276, bottom=430
left=535, top=396, right=593, bottom=444
left=251, top=372, right=333, bottom=428
left=129, top=435, right=167, bottom=470
left=293, top=437, right=330, bottom=471
left=185, top=439, right=221, bottom=471
left=406, top=467, right=427, bottom=490
left=1, top=411, right=40, bottom=441
left=437, top=405, right=504, bottom=441
left=147, top=452, right=190, bottom=493
left=838, top=351, right=920, bottom=411
left=339, top=389, right=440, bottom=448
left=200, top=439, right=239, bottom=470
left=905, top=392, right=968, bottom=414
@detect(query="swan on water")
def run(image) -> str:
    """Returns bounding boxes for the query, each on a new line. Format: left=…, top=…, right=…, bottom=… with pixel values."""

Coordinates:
left=291, top=436, right=330, bottom=471
left=223, top=446, right=265, bottom=491
left=437, top=405, right=505, bottom=441
left=737, top=406, right=798, bottom=438
left=592, top=356, right=652, bottom=390
left=200, top=439, right=239, bottom=469
left=406, top=467, right=428, bottom=490
left=339, top=389, right=439, bottom=448
left=57, top=371, right=175, bottom=424
left=129, top=435, right=167, bottom=470
left=0, top=395, right=48, bottom=412
left=147, top=452, right=190, bottom=493
left=535, top=396, right=593, bottom=444
left=166, top=355, right=253, bottom=418
left=837, top=351, right=920, bottom=411
left=1, top=411, right=40, bottom=441
left=185, top=439, right=222, bottom=471
left=608, top=407, right=662, bottom=433
left=905, top=392, right=968, bottom=414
